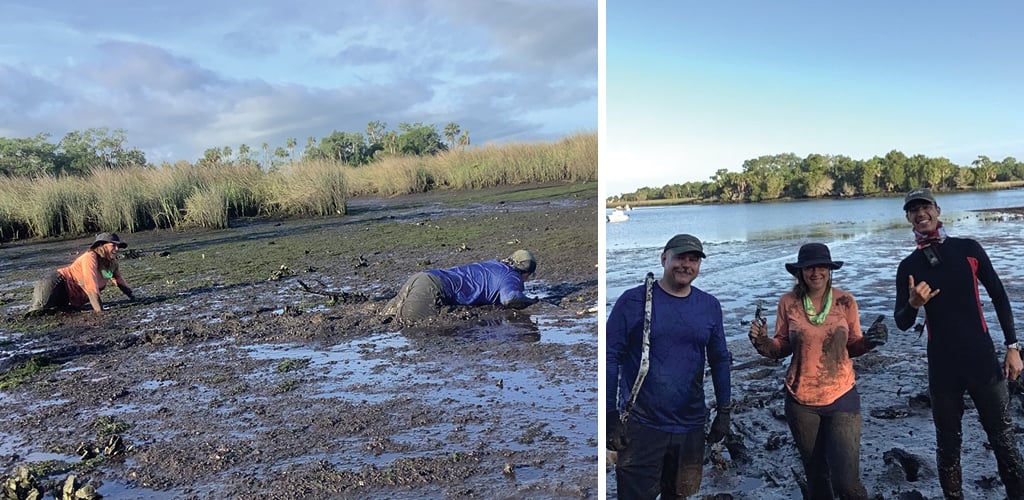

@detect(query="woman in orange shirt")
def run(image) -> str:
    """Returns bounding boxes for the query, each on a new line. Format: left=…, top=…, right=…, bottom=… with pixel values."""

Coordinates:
left=749, top=243, right=887, bottom=500
left=29, top=232, right=135, bottom=314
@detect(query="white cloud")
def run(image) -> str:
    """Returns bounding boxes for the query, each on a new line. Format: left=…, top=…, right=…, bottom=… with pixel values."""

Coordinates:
left=0, top=0, right=596, bottom=163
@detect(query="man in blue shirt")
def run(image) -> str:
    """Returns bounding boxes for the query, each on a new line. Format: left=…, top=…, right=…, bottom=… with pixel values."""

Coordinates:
left=606, top=234, right=732, bottom=499
left=382, top=249, right=538, bottom=323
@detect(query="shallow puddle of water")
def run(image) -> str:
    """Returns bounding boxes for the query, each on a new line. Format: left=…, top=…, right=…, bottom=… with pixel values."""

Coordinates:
left=97, top=475, right=200, bottom=499
left=0, top=433, right=76, bottom=463
left=532, top=314, right=596, bottom=345
left=242, top=333, right=415, bottom=404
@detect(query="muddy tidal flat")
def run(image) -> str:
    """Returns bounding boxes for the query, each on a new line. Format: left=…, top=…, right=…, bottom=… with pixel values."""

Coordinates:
left=0, top=183, right=599, bottom=499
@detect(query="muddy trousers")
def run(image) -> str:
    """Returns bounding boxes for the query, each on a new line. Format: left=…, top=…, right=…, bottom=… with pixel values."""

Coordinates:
left=381, top=272, right=446, bottom=323
left=785, top=393, right=868, bottom=500
left=930, top=376, right=1024, bottom=500
left=29, top=271, right=68, bottom=312
left=614, top=422, right=703, bottom=499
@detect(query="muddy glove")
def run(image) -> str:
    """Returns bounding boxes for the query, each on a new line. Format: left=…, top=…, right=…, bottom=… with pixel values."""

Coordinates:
left=706, top=406, right=731, bottom=444
left=865, top=315, right=888, bottom=348
left=117, top=284, right=135, bottom=301
left=607, top=411, right=628, bottom=451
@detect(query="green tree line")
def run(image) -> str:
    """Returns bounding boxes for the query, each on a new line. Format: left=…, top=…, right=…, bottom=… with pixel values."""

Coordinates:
left=0, top=132, right=596, bottom=242
left=609, top=151, right=1024, bottom=205
left=0, top=122, right=470, bottom=177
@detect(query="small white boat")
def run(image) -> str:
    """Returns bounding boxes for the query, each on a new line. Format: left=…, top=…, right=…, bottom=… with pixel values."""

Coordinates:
left=607, top=208, right=629, bottom=223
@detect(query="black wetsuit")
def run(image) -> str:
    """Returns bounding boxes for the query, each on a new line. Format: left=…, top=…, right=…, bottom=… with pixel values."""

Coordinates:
left=895, top=237, right=1016, bottom=383
left=894, top=236, right=1024, bottom=499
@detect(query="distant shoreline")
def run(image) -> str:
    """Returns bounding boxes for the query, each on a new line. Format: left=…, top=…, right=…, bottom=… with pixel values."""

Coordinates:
left=606, top=181, right=1024, bottom=209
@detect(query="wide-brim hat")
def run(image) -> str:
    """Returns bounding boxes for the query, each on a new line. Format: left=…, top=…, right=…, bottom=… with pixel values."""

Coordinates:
left=785, top=243, right=842, bottom=276
left=91, top=232, right=128, bottom=249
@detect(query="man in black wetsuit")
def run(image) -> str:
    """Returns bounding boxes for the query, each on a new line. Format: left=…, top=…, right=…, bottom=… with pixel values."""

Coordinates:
left=894, top=187, right=1024, bottom=499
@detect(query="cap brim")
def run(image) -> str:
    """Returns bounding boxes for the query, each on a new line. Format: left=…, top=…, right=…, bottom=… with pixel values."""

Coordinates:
left=667, top=248, right=706, bottom=258
left=903, top=198, right=935, bottom=211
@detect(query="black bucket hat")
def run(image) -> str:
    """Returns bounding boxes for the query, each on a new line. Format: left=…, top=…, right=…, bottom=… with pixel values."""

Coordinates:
left=785, top=243, right=842, bottom=276
left=91, top=232, right=128, bottom=249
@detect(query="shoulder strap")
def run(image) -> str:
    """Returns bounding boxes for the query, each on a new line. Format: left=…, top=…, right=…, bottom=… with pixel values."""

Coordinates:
left=622, top=272, right=655, bottom=424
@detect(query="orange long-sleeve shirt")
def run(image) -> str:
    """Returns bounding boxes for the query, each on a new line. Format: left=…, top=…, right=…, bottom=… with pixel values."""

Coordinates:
left=57, top=250, right=126, bottom=309
left=752, top=287, right=871, bottom=406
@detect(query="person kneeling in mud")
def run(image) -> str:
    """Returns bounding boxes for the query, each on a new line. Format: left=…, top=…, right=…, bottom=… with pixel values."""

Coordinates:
left=28, top=232, right=135, bottom=314
left=381, top=250, right=538, bottom=323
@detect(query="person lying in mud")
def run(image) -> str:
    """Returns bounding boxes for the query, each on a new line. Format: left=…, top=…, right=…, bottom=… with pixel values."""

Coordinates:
left=894, top=188, right=1024, bottom=499
left=380, top=249, right=538, bottom=323
left=748, top=242, right=887, bottom=500
left=28, top=232, right=135, bottom=314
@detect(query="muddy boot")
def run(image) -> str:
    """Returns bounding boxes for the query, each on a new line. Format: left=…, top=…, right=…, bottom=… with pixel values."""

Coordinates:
left=988, top=428, right=1024, bottom=499
left=937, top=453, right=963, bottom=500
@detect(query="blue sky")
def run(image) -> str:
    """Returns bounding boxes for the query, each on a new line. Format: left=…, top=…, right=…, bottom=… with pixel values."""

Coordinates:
left=605, top=1, right=1024, bottom=195
left=0, top=0, right=596, bottom=164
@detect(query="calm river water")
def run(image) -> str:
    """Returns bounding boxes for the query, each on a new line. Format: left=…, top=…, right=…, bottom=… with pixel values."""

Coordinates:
left=606, top=189, right=1024, bottom=343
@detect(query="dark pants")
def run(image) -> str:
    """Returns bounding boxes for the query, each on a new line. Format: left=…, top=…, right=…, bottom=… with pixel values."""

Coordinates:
left=931, top=376, right=1024, bottom=499
left=615, top=421, right=704, bottom=499
left=29, top=271, right=68, bottom=312
left=785, top=392, right=868, bottom=500
left=381, top=272, right=446, bottom=323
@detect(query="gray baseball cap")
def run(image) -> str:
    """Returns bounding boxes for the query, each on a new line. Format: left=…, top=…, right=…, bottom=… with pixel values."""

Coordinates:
left=663, top=234, right=705, bottom=258
left=903, top=188, right=937, bottom=211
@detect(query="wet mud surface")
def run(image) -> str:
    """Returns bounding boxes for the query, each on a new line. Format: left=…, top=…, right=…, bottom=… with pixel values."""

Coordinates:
left=611, top=328, right=1024, bottom=499
left=0, top=183, right=598, bottom=498
left=606, top=206, right=1024, bottom=499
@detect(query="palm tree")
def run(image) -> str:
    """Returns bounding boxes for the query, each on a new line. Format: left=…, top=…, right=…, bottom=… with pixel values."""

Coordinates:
left=444, top=122, right=461, bottom=150
left=286, top=138, right=297, bottom=163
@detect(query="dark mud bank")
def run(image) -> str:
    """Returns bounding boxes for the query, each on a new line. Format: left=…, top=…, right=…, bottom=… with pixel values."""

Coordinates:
left=0, top=183, right=599, bottom=499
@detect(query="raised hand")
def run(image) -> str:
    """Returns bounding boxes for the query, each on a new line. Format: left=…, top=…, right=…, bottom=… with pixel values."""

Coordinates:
left=908, top=275, right=940, bottom=308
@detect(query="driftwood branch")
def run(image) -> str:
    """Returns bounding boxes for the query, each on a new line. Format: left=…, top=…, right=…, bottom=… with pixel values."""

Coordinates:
left=296, top=279, right=370, bottom=304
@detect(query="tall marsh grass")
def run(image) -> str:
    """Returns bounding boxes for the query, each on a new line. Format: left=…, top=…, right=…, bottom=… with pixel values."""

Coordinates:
left=89, top=168, right=150, bottom=234
left=341, top=132, right=597, bottom=196
left=21, top=176, right=95, bottom=238
left=0, top=132, right=595, bottom=241
left=265, top=160, right=347, bottom=217
left=182, top=185, right=229, bottom=229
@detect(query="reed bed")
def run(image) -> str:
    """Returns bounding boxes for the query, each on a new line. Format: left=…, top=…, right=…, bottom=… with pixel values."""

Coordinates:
left=0, top=132, right=595, bottom=241
left=182, top=185, right=229, bottom=229
left=342, top=156, right=432, bottom=197
left=89, top=168, right=150, bottom=234
left=264, top=160, right=347, bottom=217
